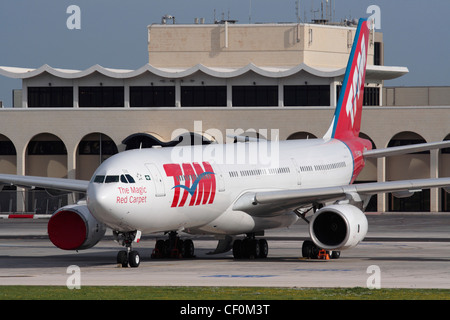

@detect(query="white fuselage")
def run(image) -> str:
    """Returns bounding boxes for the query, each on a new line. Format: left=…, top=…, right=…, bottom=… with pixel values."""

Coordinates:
left=87, top=138, right=355, bottom=235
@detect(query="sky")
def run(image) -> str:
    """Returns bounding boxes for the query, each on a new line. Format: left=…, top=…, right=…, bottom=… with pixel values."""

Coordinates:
left=1, top=0, right=450, bottom=106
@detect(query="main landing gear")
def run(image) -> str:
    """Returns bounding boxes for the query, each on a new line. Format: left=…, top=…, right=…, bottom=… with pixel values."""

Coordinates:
left=232, top=236, right=341, bottom=260
left=302, top=240, right=340, bottom=259
left=232, top=234, right=269, bottom=259
left=114, top=230, right=141, bottom=268
left=151, top=231, right=195, bottom=259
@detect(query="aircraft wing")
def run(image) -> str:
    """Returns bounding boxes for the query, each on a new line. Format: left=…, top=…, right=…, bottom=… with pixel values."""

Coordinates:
left=0, top=174, right=89, bottom=193
left=233, top=177, right=450, bottom=217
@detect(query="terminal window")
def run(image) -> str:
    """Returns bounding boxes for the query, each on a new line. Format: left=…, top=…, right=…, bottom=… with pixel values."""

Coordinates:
left=181, top=86, right=226, bottom=107
left=28, top=87, right=73, bottom=108
left=284, top=85, right=330, bottom=107
left=0, top=141, right=16, bottom=155
left=78, top=140, right=118, bottom=155
left=232, top=86, right=278, bottom=107
left=27, top=141, right=67, bottom=155
left=79, top=86, right=124, bottom=108
left=130, top=86, right=175, bottom=107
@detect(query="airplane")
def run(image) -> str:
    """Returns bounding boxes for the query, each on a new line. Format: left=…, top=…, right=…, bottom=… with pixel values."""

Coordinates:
left=1, top=18, right=449, bottom=267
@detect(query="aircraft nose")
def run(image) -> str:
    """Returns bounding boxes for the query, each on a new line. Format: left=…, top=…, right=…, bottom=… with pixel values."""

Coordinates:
left=87, top=183, right=118, bottom=226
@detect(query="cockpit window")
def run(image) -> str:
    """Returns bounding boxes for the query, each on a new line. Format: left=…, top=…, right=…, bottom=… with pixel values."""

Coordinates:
left=104, top=175, right=120, bottom=183
left=93, top=175, right=105, bottom=183
left=119, top=174, right=136, bottom=183
left=93, top=174, right=135, bottom=184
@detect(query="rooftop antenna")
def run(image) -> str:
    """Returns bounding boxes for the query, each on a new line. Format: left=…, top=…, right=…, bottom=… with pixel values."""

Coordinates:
left=249, top=0, right=252, bottom=23
left=295, top=0, right=301, bottom=23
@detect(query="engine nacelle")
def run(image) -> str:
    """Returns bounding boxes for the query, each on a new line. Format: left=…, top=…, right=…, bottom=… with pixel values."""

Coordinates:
left=47, top=204, right=106, bottom=250
left=309, top=204, right=368, bottom=250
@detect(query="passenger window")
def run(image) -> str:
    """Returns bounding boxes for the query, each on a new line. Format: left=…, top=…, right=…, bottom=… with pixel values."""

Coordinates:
left=105, top=175, right=120, bottom=183
left=94, top=175, right=105, bottom=183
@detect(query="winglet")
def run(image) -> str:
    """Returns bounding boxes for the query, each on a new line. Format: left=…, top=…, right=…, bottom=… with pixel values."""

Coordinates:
left=324, top=18, right=371, bottom=140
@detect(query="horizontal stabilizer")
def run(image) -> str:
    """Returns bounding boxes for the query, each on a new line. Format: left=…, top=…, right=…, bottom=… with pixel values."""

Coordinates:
left=364, top=141, right=450, bottom=158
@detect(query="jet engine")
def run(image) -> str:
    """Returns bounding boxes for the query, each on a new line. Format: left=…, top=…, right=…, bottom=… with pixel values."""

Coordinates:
left=47, top=204, right=106, bottom=250
left=309, top=204, right=368, bottom=250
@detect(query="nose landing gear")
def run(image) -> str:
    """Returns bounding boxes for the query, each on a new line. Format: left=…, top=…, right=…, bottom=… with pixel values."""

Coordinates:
left=114, top=230, right=141, bottom=268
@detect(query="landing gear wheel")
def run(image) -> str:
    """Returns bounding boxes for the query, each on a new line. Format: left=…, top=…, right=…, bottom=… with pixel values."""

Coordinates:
left=117, top=250, right=128, bottom=267
left=331, top=250, right=341, bottom=259
left=233, top=239, right=243, bottom=259
left=182, top=239, right=195, bottom=258
left=128, top=250, right=140, bottom=268
left=258, top=239, right=268, bottom=258
left=151, top=239, right=165, bottom=258
left=247, top=239, right=260, bottom=259
left=302, top=240, right=319, bottom=259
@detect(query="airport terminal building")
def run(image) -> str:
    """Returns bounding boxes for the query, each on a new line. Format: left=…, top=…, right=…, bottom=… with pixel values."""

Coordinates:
left=0, top=20, right=449, bottom=213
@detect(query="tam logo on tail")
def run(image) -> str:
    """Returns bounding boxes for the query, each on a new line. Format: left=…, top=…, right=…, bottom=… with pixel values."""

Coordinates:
left=325, top=18, right=371, bottom=140
left=346, top=33, right=367, bottom=128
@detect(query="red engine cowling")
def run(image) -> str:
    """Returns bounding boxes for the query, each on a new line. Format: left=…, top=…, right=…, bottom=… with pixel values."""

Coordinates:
left=47, top=204, right=106, bottom=250
left=309, top=204, right=368, bottom=250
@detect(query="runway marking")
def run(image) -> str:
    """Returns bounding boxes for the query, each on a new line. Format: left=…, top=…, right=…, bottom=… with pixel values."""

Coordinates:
left=202, top=275, right=277, bottom=278
left=293, top=268, right=352, bottom=272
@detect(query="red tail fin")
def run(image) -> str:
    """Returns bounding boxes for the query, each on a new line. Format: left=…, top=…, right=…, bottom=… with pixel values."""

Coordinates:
left=324, top=18, right=371, bottom=140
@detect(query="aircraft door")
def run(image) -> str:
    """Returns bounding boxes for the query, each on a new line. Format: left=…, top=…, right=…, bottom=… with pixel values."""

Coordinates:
left=145, top=163, right=166, bottom=197
left=211, top=162, right=225, bottom=192
left=291, top=158, right=302, bottom=185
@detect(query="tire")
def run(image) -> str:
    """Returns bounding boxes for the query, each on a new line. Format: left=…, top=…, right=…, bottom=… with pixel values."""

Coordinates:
left=163, top=239, right=171, bottom=258
left=128, top=250, right=140, bottom=268
left=117, top=250, right=128, bottom=267
left=301, top=240, right=314, bottom=258
left=183, top=239, right=195, bottom=258
left=241, top=238, right=251, bottom=258
left=331, top=250, right=341, bottom=259
left=248, top=239, right=260, bottom=259
left=152, top=239, right=165, bottom=258
left=258, top=239, right=268, bottom=258
left=233, top=239, right=243, bottom=259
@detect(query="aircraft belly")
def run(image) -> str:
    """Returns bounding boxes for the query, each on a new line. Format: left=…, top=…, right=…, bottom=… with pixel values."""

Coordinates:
left=194, top=208, right=298, bottom=235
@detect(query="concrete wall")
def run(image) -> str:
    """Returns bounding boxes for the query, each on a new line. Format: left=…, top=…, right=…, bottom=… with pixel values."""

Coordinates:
left=0, top=106, right=448, bottom=212
left=383, top=86, right=450, bottom=106
left=147, top=23, right=376, bottom=68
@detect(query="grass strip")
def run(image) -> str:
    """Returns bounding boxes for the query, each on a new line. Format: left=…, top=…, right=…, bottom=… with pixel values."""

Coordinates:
left=0, top=286, right=449, bottom=300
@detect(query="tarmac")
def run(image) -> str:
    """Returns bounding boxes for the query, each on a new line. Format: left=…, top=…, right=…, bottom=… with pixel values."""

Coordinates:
left=1, top=213, right=450, bottom=289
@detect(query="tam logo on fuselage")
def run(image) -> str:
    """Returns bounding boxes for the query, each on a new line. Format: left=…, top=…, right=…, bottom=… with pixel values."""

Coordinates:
left=163, top=162, right=216, bottom=208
